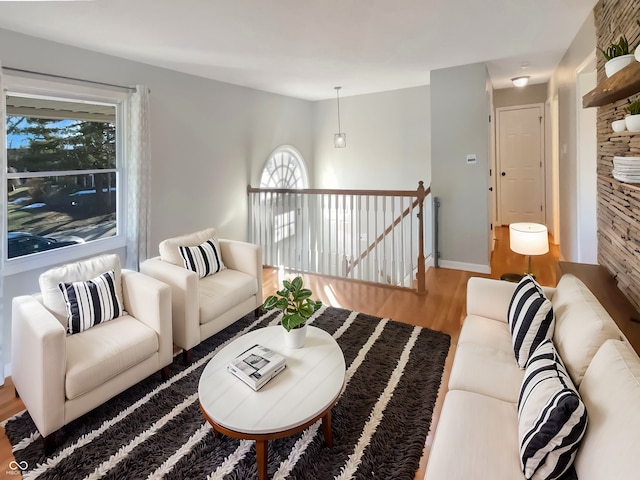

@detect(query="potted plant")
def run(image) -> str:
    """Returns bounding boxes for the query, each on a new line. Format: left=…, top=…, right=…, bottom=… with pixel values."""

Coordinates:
left=263, top=276, right=322, bottom=348
left=600, top=35, right=635, bottom=77
left=625, top=98, right=640, bottom=132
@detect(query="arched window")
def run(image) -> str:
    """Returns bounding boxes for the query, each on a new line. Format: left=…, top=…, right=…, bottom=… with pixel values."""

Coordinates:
left=260, top=145, right=308, bottom=189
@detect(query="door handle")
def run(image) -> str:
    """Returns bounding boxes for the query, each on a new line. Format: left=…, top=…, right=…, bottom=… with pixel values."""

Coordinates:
left=489, top=187, right=493, bottom=191
left=501, top=172, right=506, bottom=176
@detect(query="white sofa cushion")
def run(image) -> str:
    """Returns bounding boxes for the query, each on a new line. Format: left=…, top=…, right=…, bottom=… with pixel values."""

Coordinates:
left=179, top=237, right=225, bottom=278
left=424, top=390, right=523, bottom=480
left=574, top=340, right=640, bottom=479
left=508, top=275, right=555, bottom=368
left=449, top=315, right=524, bottom=402
left=198, top=269, right=259, bottom=324
left=59, top=270, right=123, bottom=334
left=552, top=274, right=623, bottom=386
left=65, top=314, right=158, bottom=400
left=39, top=253, right=123, bottom=329
left=458, top=314, right=514, bottom=352
left=518, top=339, right=587, bottom=480
left=450, top=343, right=525, bottom=403
left=159, top=227, right=218, bottom=267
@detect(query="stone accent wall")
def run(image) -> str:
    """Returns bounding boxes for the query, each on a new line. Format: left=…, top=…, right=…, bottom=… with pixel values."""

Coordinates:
left=594, top=0, right=640, bottom=307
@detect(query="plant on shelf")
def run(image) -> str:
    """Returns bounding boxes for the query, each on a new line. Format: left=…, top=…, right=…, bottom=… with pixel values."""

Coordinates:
left=600, top=35, right=637, bottom=78
left=625, top=98, right=640, bottom=132
left=263, top=276, right=322, bottom=332
left=599, top=35, right=631, bottom=60
left=625, top=98, right=640, bottom=116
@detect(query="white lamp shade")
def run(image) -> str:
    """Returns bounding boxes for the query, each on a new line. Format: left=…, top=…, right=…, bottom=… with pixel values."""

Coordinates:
left=509, top=223, right=549, bottom=256
left=334, top=133, right=346, bottom=148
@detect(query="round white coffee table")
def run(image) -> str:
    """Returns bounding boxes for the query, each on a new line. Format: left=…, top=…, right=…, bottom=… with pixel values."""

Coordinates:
left=198, top=325, right=346, bottom=480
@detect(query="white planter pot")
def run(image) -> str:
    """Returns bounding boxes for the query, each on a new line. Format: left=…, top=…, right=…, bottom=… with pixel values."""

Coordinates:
left=605, top=54, right=635, bottom=77
left=283, top=323, right=307, bottom=348
left=625, top=114, right=640, bottom=132
left=612, top=119, right=627, bottom=132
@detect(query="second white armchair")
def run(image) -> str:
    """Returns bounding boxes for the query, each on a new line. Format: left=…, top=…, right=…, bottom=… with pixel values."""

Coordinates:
left=141, top=227, right=262, bottom=364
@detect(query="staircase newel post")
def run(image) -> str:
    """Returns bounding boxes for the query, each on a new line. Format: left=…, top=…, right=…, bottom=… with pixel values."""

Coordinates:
left=416, top=181, right=427, bottom=295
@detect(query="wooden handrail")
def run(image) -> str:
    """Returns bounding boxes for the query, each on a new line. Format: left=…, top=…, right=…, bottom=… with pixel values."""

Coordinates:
left=247, top=185, right=422, bottom=197
left=416, top=181, right=427, bottom=295
left=346, top=197, right=420, bottom=274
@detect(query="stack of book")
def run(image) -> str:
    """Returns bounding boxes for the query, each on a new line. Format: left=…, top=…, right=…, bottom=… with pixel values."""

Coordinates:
left=613, top=156, right=640, bottom=184
left=227, top=344, right=286, bottom=391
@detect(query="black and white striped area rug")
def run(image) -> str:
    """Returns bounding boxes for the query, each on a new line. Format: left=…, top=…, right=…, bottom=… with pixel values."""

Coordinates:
left=3, top=306, right=450, bottom=480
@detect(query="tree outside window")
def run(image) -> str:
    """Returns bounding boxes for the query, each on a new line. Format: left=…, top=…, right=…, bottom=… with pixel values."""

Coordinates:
left=5, top=95, right=118, bottom=259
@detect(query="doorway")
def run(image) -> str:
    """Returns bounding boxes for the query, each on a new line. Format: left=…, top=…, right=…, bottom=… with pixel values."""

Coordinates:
left=496, top=105, right=545, bottom=225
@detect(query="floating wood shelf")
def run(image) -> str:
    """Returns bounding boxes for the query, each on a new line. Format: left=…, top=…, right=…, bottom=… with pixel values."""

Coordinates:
left=583, top=61, right=640, bottom=108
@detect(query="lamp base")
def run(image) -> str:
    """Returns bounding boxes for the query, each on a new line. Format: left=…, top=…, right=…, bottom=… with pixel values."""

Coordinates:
left=500, top=273, right=524, bottom=283
left=500, top=272, right=536, bottom=283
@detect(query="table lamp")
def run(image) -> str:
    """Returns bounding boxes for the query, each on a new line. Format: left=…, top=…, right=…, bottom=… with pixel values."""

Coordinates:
left=501, top=222, right=549, bottom=282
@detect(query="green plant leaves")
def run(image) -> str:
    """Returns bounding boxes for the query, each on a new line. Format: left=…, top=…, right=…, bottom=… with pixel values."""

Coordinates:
left=262, top=276, right=323, bottom=332
left=291, top=276, right=303, bottom=291
left=600, top=35, right=633, bottom=60
left=625, top=98, right=640, bottom=116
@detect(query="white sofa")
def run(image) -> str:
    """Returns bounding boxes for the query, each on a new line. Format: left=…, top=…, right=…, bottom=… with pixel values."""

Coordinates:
left=11, top=254, right=173, bottom=451
left=425, top=274, right=640, bottom=480
left=140, top=228, right=262, bottom=364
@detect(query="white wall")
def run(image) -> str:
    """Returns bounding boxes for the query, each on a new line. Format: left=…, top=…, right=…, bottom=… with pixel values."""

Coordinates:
left=312, top=86, right=430, bottom=190
left=576, top=66, right=598, bottom=263
left=547, top=12, right=597, bottom=262
left=494, top=83, right=548, bottom=109
left=0, top=27, right=313, bottom=377
left=430, top=63, right=491, bottom=272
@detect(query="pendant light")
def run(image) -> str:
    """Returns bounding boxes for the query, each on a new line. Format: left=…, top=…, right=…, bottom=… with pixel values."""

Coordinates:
left=334, top=86, right=346, bottom=148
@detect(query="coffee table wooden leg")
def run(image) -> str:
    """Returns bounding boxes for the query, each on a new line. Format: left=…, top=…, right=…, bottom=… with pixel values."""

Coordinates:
left=322, top=410, right=333, bottom=447
left=256, top=439, right=268, bottom=480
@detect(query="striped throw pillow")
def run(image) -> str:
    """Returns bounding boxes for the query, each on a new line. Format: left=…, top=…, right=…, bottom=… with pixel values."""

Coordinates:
left=59, top=270, right=123, bottom=335
left=508, top=275, right=555, bottom=368
left=179, top=237, right=225, bottom=278
left=518, top=339, right=588, bottom=480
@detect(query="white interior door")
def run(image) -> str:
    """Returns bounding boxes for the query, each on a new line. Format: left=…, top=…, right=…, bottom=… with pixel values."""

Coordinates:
left=497, top=105, right=545, bottom=225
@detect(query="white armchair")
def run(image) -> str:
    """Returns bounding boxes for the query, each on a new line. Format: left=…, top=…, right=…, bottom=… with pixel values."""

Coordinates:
left=11, top=254, right=172, bottom=452
left=140, top=227, right=263, bottom=364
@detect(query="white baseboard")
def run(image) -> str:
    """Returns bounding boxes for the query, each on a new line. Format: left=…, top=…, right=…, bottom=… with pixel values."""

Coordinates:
left=437, top=259, right=491, bottom=274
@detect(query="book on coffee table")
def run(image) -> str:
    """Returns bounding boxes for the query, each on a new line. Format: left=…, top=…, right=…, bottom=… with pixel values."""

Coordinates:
left=227, top=344, right=287, bottom=391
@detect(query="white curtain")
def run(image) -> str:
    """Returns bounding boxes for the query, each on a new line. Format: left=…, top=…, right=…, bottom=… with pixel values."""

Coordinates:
left=125, top=85, right=151, bottom=270
left=0, top=61, right=5, bottom=384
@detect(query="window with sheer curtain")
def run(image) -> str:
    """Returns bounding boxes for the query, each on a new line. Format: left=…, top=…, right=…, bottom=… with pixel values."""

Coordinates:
left=1, top=73, right=150, bottom=275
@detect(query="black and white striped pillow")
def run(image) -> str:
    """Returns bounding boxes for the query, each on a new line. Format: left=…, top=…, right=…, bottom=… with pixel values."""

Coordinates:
left=518, top=339, right=588, bottom=480
left=508, top=275, right=555, bottom=368
left=179, top=237, right=225, bottom=278
left=59, top=270, right=123, bottom=335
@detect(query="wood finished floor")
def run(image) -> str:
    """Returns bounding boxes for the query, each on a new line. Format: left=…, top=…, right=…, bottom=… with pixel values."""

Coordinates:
left=0, top=226, right=560, bottom=479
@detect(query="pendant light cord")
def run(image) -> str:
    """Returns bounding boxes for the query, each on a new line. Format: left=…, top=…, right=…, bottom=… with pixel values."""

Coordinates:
left=335, top=86, right=342, bottom=134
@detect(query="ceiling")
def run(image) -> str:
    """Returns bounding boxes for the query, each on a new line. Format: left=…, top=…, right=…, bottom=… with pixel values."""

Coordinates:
left=0, top=0, right=597, bottom=101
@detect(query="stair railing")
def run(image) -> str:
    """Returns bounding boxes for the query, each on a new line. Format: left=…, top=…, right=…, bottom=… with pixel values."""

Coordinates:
left=247, top=181, right=431, bottom=294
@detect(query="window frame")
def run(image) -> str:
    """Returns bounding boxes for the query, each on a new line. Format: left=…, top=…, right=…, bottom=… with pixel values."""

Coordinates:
left=2, top=75, right=129, bottom=276
left=260, top=145, right=309, bottom=189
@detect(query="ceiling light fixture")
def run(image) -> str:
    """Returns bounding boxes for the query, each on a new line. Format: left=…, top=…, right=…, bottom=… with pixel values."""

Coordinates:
left=334, top=86, right=346, bottom=148
left=511, top=75, right=530, bottom=88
